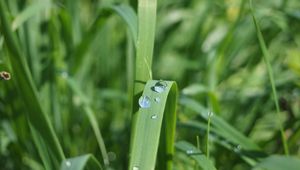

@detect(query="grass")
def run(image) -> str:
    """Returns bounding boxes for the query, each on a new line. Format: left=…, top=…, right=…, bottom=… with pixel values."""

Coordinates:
left=1, top=0, right=300, bottom=169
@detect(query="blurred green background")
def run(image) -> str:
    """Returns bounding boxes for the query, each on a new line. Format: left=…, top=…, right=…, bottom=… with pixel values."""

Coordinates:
left=1, top=0, right=300, bottom=169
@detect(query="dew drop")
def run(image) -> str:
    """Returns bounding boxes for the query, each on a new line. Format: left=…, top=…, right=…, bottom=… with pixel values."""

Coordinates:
left=154, top=97, right=161, bottom=103
left=66, top=161, right=71, bottom=167
left=233, top=145, right=242, bottom=153
left=208, top=111, right=214, bottom=117
left=138, top=96, right=151, bottom=108
left=133, top=166, right=139, bottom=170
left=152, top=81, right=167, bottom=93
left=151, top=114, right=158, bottom=119
left=61, top=71, right=69, bottom=79
left=186, top=150, right=194, bottom=155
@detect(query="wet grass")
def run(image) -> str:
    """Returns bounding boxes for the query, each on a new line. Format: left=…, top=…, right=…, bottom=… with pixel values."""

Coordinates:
left=0, top=0, right=300, bottom=169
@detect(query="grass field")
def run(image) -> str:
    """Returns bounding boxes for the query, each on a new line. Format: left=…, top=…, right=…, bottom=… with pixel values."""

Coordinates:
left=1, top=0, right=300, bottom=169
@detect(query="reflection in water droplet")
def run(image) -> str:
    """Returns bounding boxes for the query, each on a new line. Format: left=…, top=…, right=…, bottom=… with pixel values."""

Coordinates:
left=138, top=96, right=151, bottom=108
left=151, top=114, right=158, bottom=119
left=66, top=161, right=71, bottom=167
left=133, top=166, right=139, bottom=170
left=154, top=97, right=160, bottom=103
left=152, top=81, right=167, bottom=93
left=186, top=150, right=194, bottom=155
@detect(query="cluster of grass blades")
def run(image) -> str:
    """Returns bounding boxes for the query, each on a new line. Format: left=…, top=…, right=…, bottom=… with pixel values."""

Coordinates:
left=1, top=0, right=300, bottom=169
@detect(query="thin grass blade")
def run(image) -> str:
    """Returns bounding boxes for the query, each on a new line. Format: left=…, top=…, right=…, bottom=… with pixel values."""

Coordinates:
left=249, top=0, right=289, bottom=155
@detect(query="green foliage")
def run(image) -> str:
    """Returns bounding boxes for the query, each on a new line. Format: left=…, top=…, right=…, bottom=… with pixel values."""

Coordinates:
left=1, top=0, right=300, bottom=169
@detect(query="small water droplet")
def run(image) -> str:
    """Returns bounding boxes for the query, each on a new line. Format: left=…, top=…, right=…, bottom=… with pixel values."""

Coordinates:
left=152, top=81, right=167, bottom=93
left=66, top=161, right=71, bottom=167
left=186, top=150, right=194, bottom=155
left=61, top=71, right=69, bottom=78
left=151, top=114, right=158, bottom=119
left=233, top=145, right=242, bottom=153
left=138, top=96, right=151, bottom=108
left=208, top=111, right=214, bottom=117
left=154, top=97, right=160, bottom=103
left=133, top=166, right=139, bottom=170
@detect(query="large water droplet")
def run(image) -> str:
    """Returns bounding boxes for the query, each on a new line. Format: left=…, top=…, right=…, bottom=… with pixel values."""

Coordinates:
left=151, top=114, right=158, bottom=119
left=66, top=161, right=71, bottom=167
left=152, top=81, right=167, bottom=93
left=154, top=97, right=160, bottom=103
left=133, top=166, right=139, bottom=170
left=138, top=96, right=151, bottom=108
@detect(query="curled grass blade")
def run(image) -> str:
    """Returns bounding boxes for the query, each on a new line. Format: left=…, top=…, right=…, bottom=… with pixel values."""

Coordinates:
left=176, top=141, right=216, bottom=170
left=72, top=4, right=138, bottom=74
left=249, top=0, right=289, bottom=155
left=60, top=154, right=102, bottom=170
left=129, top=80, right=177, bottom=170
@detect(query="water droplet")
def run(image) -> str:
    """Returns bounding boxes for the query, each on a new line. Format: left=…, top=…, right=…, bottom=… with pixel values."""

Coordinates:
left=151, top=114, right=158, bottom=119
left=133, top=166, right=139, bottom=170
left=138, top=96, right=151, bottom=108
left=208, top=111, right=214, bottom=117
left=233, top=145, right=242, bottom=153
left=61, top=71, right=69, bottom=79
left=186, top=150, right=194, bottom=155
left=154, top=97, right=160, bottom=103
left=66, top=161, right=71, bottom=167
left=152, top=81, right=167, bottom=93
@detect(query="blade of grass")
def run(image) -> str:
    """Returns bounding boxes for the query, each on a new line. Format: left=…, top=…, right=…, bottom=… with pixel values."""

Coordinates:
left=71, top=4, right=138, bottom=74
left=0, top=0, right=65, bottom=166
left=63, top=76, right=109, bottom=167
left=254, top=155, right=300, bottom=170
left=175, top=141, right=216, bottom=170
left=180, top=97, right=260, bottom=151
left=11, top=0, right=52, bottom=31
left=60, top=154, right=103, bottom=170
left=129, top=80, right=177, bottom=170
left=249, top=0, right=289, bottom=155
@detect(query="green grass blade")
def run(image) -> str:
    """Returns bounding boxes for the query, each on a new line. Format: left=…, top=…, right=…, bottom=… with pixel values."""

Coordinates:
left=180, top=97, right=260, bottom=151
left=111, top=4, right=138, bottom=46
left=176, top=141, right=216, bottom=170
left=60, top=154, right=103, bottom=170
left=11, top=0, right=52, bottom=31
left=134, top=0, right=157, bottom=95
left=0, top=0, right=65, bottom=165
left=249, top=0, right=289, bottom=155
left=129, top=80, right=177, bottom=170
left=254, top=155, right=300, bottom=170
left=64, top=76, right=109, bottom=166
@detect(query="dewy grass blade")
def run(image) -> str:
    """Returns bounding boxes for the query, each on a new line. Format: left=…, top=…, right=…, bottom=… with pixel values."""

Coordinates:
left=60, top=154, right=103, bottom=170
left=176, top=141, right=216, bottom=170
left=249, top=0, right=289, bottom=155
left=0, top=0, right=65, bottom=166
left=129, top=80, right=177, bottom=170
